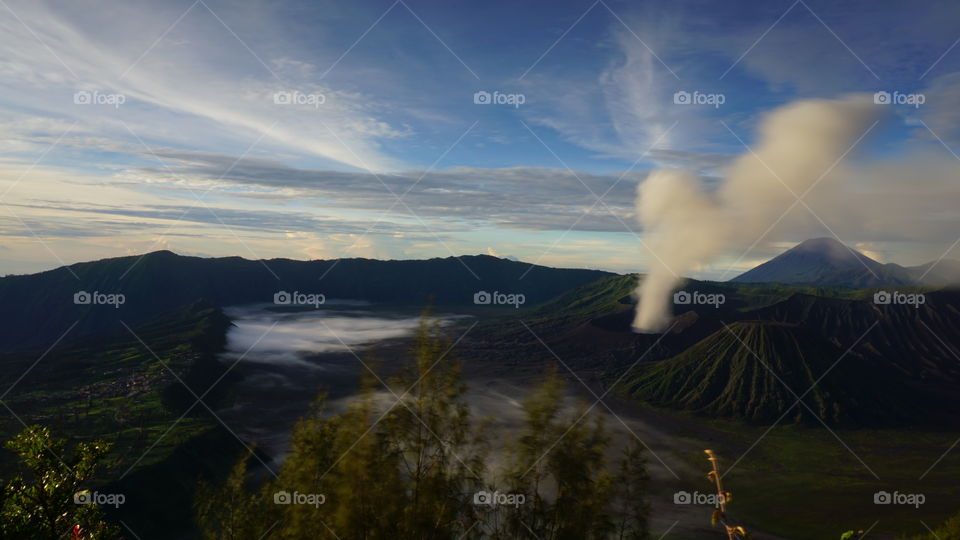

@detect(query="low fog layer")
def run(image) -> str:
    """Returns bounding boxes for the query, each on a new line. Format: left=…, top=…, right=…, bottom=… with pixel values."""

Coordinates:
left=222, top=306, right=427, bottom=368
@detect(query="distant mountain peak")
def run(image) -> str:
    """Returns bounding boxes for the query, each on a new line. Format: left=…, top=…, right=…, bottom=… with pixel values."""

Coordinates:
left=145, top=249, right=178, bottom=257
left=795, top=237, right=844, bottom=248
left=785, top=237, right=877, bottom=264
left=730, top=238, right=911, bottom=288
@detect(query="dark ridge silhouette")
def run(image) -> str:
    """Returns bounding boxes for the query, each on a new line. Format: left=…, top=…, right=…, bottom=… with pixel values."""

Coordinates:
left=0, top=251, right=612, bottom=351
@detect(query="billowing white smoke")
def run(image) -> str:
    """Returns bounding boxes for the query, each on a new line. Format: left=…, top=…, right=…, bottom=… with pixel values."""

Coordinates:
left=633, top=170, right=727, bottom=332
left=633, top=96, right=881, bottom=332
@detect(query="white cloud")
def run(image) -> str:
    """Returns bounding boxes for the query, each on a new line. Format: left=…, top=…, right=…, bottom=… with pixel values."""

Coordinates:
left=0, top=0, right=404, bottom=171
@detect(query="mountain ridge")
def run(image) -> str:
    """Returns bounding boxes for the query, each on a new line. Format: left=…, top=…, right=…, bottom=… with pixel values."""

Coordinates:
left=0, top=250, right=613, bottom=352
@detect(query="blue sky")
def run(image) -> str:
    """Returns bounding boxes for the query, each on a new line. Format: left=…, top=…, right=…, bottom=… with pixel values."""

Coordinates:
left=1, top=0, right=958, bottom=276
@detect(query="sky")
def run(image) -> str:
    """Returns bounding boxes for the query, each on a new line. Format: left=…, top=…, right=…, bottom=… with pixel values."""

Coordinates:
left=0, top=0, right=958, bottom=277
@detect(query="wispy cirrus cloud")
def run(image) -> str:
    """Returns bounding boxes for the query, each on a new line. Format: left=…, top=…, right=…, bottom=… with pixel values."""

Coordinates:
left=0, top=0, right=408, bottom=171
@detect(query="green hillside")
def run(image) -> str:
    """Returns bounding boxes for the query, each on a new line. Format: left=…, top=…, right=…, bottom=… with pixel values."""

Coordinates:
left=526, top=274, right=638, bottom=321
left=752, top=290, right=960, bottom=384
left=623, top=321, right=919, bottom=426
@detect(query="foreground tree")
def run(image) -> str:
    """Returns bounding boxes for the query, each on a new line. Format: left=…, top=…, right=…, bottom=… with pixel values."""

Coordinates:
left=494, top=367, right=613, bottom=539
left=196, top=318, right=651, bottom=539
left=488, top=368, right=650, bottom=540
left=0, top=425, right=118, bottom=540
left=196, top=318, right=488, bottom=539
left=378, top=318, right=488, bottom=537
left=612, top=442, right=652, bottom=540
left=195, top=455, right=268, bottom=540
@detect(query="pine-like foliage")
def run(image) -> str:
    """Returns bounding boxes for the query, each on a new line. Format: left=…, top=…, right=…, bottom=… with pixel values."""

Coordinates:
left=195, top=317, right=651, bottom=539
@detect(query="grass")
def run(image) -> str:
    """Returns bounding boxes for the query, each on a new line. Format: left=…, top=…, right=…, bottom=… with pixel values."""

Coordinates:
left=666, top=414, right=960, bottom=539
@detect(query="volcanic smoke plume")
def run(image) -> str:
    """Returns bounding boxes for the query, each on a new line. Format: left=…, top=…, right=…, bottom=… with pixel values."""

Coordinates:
left=632, top=96, right=881, bottom=332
